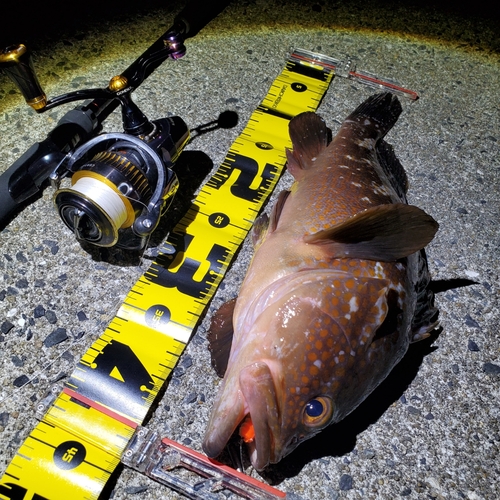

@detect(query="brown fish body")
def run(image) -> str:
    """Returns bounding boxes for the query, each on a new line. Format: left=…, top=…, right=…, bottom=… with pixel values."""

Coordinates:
left=203, top=92, right=439, bottom=470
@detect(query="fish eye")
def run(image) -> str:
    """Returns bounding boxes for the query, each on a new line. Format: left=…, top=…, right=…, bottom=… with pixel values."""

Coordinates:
left=303, top=396, right=334, bottom=428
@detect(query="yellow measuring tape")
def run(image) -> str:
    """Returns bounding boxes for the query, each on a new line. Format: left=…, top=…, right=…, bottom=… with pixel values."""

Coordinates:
left=0, top=48, right=335, bottom=500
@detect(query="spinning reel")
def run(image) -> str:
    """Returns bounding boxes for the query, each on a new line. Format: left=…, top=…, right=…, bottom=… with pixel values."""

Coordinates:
left=0, top=27, right=191, bottom=250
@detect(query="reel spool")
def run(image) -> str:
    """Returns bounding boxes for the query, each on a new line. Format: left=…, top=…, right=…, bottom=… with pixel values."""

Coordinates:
left=52, top=120, right=186, bottom=250
left=55, top=146, right=154, bottom=247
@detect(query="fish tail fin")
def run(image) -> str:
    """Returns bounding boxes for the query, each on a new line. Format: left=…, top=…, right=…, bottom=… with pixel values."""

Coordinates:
left=345, top=92, right=403, bottom=140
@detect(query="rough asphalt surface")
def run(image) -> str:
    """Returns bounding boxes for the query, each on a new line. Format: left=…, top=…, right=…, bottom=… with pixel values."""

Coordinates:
left=0, top=1, right=498, bottom=499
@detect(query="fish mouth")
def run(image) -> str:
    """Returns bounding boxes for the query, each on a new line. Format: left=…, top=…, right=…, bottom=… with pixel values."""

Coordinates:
left=203, top=361, right=280, bottom=471
left=238, top=361, right=280, bottom=470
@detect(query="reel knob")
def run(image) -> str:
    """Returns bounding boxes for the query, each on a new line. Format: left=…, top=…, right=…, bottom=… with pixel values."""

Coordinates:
left=0, top=44, right=47, bottom=111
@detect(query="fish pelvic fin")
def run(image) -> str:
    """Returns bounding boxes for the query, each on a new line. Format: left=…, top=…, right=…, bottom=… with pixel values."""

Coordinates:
left=304, top=203, right=439, bottom=261
left=207, top=298, right=237, bottom=377
left=344, top=92, right=403, bottom=141
left=286, top=111, right=330, bottom=179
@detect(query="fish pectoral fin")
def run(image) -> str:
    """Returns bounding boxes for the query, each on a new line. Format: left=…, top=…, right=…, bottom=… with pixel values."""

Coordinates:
left=253, top=190, right=291, bottom=247
left=252, top=212, right=270, bottom=248
left=207, top=298, right=237, bottom=377
left=269, top=190, right=290, bottom=232
left=304, top=203, right=439, bottom=261
left=286, top=111, right=330, bottom=178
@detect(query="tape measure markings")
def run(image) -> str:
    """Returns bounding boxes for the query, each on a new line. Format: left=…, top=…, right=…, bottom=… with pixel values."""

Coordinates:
left=43, top=389, right=136, bottom=457
left=1, top=420, right=118, bottom=500
left=0, top=49, right=335, bottom=500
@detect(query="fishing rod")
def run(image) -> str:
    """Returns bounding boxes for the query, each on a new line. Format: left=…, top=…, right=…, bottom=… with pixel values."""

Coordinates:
left=0, top=0, right=230, bottom=249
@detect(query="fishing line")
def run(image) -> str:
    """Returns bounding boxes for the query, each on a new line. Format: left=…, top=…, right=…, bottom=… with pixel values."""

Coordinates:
left=68, top=177, right=129, bottom=231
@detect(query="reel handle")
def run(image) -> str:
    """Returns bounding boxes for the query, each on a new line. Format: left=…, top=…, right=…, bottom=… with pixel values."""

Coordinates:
left=0, top=44, right=47, bottom=111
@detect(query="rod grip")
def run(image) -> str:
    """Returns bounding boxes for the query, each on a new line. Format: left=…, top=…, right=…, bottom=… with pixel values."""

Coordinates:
left=0, top=168, right=23, bottom=229
left=0, top=139, right=65, bottom=229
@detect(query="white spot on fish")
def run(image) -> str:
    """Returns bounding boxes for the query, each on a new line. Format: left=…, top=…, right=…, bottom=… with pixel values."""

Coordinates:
left=349, top=296, right=359, bottom=313
left=314, top=360, right=322, bottom=369
left=346, top=154, right=353, bottom=160
left=361, top=331, right=371, bottom=343
left=345, top=313, right=351, bottom=320
left=339, top=165, right=349, bottom=169
left=361, top=196, right=372, bottom=203
left=396, top=262, right=405, bottom=271
left=350, top=350, right=356, bottom=357
left=351, top=182, right=362, bottom=187
left=371, top=182, right=390, bottom=196
left=364, top=119, right=371, bottom=126
left=374, top=262, right=387, bottom=279
left=356, top=138, right=375, bottom=149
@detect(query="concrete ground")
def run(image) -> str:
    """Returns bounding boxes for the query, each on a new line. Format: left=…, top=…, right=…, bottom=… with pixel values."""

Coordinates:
left=0, top=1, right=498, bottom=499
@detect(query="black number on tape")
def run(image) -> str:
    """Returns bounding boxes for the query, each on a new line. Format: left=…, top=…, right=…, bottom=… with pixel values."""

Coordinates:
left=211, top=153, right=277, bottom=202
left=0, top=483, right=48, bottom=499
left=208, top=212, right=230, bottom=228
left=145, top=305, right=171, bottom=328
left=291, top=82, right=307, bottom=92
left=69, top=341, right=153, bottom=420
left=53, top=441, right=86, bottom=470
left=148, top=235, right=229, bottom=299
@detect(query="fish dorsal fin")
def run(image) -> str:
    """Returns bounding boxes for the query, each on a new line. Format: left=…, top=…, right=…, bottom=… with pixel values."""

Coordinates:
left=304, top=203, right=439, bottom=261
left=286, top=111, right=330, bottom=179
left=207, top=298, right=237, bottom=377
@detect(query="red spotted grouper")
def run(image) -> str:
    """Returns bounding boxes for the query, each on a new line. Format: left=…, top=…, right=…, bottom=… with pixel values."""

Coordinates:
left=202, top=92, right=439, bottom=470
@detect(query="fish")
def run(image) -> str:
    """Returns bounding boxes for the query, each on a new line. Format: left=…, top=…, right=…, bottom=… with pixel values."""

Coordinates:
left=202, top=92, right=439, bottom=471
